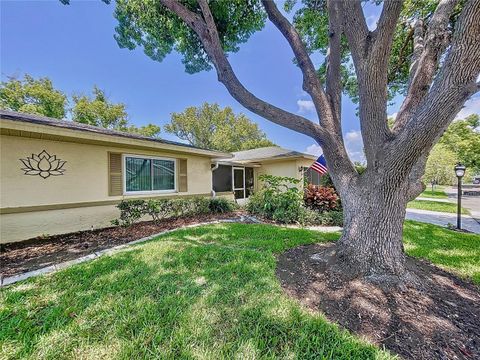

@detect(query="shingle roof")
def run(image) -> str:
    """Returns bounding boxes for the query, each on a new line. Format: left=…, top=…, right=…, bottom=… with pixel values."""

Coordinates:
left=0, top=110, right=229, bottom=156
left=220, top=146, right=316, bottom=162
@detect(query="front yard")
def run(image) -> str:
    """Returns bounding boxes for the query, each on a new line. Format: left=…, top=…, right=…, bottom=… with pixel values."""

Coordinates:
left=1, top=222, right=479, bottom=359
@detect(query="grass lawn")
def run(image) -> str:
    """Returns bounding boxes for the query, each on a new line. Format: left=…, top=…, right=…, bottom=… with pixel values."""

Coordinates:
left=419, top=186, right=448, bottom=199
left=403, top=220, right=480, bottom=284
left=407, top=199, right=469, bottom=214
left=1, top=222, right=479, bottom=359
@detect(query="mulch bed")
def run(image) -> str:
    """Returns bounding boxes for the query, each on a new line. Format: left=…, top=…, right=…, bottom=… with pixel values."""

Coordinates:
left=276, top=243, right=480, bottom=360
left=1, top=212, right=243, bottom=278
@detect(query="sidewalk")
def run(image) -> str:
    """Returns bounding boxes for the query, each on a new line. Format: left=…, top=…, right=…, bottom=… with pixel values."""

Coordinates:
left=405, top=208, right=480, bottom=234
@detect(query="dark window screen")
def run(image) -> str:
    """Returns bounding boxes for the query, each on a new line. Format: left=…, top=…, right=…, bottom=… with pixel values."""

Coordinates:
left=212, top=165, right=232, bottom=192
left=245, top=167, right=254, bottom=197
left=304, top=167, right=322, bottom=185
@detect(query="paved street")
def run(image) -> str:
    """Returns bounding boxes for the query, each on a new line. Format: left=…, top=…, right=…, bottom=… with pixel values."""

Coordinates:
left=445, top=186, right=480, bottom=223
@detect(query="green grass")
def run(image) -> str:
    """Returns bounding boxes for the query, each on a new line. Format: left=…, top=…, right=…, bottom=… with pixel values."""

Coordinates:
left=1, top=222, right=479, bottom=359
left=407, top=199, right=469, bottom=214
left=0, top=225, right=389, bottom=360
left=419, top=186, right=448, bottom=199
left=404, top=220, right=480, bottom=284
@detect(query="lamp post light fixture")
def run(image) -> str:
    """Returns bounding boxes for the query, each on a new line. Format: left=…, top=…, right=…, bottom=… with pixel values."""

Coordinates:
left=454, top=163, right=466, bottom=230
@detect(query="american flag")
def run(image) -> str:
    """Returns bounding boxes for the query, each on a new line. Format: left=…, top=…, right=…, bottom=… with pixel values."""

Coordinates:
left=310, top=154, right=328, bottom=175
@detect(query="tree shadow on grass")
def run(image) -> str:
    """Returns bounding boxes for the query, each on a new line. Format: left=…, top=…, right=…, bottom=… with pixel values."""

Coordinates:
left=276, top=242, right=480, bottom=360
left=1, top=224, right=388, bottom=359
left=403, top=220, right=480, bottom=284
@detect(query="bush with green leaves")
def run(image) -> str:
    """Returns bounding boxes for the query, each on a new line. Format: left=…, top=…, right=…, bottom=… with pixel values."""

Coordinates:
left=113, top=196, right=236, bottom=227
left=246, top=175, right=306, bottom=224
left=111, top=199, right=147, bottom=227
left=247, top=174, right=344, bottom=226
left=209, top=197, right=236, bottom=213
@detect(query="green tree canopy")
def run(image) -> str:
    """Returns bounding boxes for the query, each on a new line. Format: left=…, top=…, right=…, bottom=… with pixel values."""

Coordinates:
left=0, top=74, right=67, bottom=118
left=72, top=86, right=161, bottom=137
left=438, top=114, right=480, bottom=173
left=164, top=103, right=274, bottom=151
left=72, top=86, right=129, bottom=130
left=1, top=74, right=161, bottom=138
left=423, top=143, right=458, bottom=185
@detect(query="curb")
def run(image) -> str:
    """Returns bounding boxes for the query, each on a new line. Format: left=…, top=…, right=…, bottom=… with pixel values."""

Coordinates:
left=0, top=216, right=265, bottom=287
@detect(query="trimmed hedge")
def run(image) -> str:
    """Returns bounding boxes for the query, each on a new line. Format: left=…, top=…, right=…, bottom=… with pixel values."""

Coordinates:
left=112, top=197, right=237, bottom=227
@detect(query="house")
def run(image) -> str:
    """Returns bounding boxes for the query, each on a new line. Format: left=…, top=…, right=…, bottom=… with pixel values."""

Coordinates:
left=0, top=111, right=319, bottom=243
left=0, top=110, right=232, bottom=243
left=212, top=147, right=318, bottom=202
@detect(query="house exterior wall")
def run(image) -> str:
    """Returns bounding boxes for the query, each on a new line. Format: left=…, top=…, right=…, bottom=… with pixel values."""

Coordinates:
left=0, top=134, right=214, bottom=243
left=253, top=158, right=314, bottom=191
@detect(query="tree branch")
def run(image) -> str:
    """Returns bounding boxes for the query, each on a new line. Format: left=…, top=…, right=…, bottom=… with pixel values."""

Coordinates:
left=158, top=0, right=323, bottom=140
left=342, top=1, right=402, bottom=165
left=372, top=0, right=405, bottom=60
left=325, top=0, right=343, bottom=128
left=388, top=25, right=414, bottom=83
left=389, top=0, right=480, bottom=177
left=260, top=0, right=335, bottom=128
left=341, top=0, right=370, bottom=68
left=260, top=0, right=358, bottom=187
left=393, top=0, right=459, bottom=133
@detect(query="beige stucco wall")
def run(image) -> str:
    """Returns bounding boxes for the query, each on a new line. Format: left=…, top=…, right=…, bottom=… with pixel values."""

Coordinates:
left=0, top=134, right=214, bottom=243
left=1, top=205, right=120, bottom=242
left=253, top=158, right=314, bottom=191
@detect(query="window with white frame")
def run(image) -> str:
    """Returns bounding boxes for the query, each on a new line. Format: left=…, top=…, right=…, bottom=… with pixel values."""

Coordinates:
left=124, top=155, right=176, bottom=193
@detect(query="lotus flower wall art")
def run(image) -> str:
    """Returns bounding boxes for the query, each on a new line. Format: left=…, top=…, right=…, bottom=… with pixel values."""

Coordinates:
left=20, top=150, right=67, bottom=179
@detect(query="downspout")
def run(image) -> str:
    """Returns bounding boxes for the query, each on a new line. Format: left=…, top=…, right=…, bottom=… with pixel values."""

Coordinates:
left=211, top=162, right=220, bottom=197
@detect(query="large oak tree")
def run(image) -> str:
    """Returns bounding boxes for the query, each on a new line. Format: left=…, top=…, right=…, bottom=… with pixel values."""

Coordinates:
left=72, top=0, right=479, bottom=284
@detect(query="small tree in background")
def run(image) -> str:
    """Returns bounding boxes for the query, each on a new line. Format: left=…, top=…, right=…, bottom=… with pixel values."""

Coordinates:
left=1, top=75, right=161, bottom=138
left=423, top=144, right=458, bottom=185
left=0, top=74, right=67, bottom=118
left=439, top=114, right=480, bottom=174
left=165, top=102, right=274, bottom=151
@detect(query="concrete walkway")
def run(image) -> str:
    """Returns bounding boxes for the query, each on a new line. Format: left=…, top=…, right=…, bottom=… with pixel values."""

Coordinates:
left=415, top=197, right=453, bottom=203
left=405, top=208, right=480, bottom=234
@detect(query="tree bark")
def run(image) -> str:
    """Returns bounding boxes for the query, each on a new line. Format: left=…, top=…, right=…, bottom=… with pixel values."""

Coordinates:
left=157, top=0, right=480, bottom=285
left=335, top=176, right=410, bottom=282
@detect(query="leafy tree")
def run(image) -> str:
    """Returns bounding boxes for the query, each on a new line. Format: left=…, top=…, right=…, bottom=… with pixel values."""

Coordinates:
left=423, top=144, right=458, bottom=185
left=64, top=0, right=479, bottom=283
left=438, top=114, right=480, bottom=173
left=72, top=86, right=129, bottom=130
left=72, top=86, right=161, bottom=137
left=0, top=74, right=67, bottom=118
left=164, top=103, right=274, bottom=151
left=125, top=123, right=162, bottom=138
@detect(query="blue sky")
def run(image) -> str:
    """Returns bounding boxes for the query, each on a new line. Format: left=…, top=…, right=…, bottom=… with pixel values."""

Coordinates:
left=1, top=1, right=478, bottom=162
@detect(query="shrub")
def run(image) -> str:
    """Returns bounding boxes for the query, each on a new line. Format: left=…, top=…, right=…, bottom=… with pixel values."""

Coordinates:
left=246, top=174, right=344, bottom=226
left=304, top=184, right=340, bottom=212
left=314, top=210, right=343, bottom=226
left=247, top=174, right=306, bottom=224
left=112, top=199, right=147, bottom=227
left=209, top=197, right=237, bottom=213
left=113, top=196, right=236, bottom=227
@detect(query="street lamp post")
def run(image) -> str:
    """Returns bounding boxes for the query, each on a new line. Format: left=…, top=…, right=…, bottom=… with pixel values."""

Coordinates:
left=454, top=163, right=466, bottom=230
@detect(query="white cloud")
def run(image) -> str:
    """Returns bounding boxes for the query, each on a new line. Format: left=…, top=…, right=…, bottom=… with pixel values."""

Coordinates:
left=366, top=14, right=380, bottom=31
left=304, top=130, right=366, bottom=164
left=297, top=99, right=315, bottom=113
left=456, top=95, right=480, bottom=119
left=305, top=144, right=323, bottom=157
left=344, top=130, right=366, bottom=163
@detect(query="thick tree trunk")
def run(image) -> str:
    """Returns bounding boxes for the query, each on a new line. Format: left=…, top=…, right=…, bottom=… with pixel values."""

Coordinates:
left=334, top=177, right=410, bottom=283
